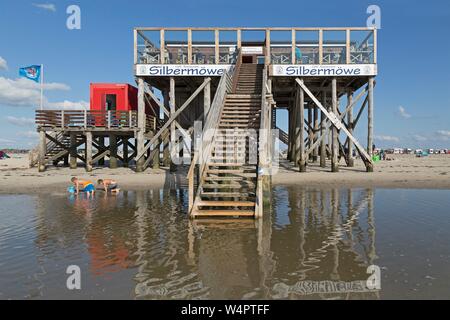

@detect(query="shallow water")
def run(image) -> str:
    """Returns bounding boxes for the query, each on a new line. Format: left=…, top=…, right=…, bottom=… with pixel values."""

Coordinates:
left=0, top=187, right=449, bottom=300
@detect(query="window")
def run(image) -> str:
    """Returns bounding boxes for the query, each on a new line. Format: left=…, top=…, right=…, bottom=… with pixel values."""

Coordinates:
left=105, top=94, right=116, bottom=111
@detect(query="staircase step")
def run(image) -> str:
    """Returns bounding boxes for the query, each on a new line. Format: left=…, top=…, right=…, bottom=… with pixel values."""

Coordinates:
left=197, top=201, right=255, bottom=207
left=193, top=210, right=255, bottom=217
left=204, top=176, right=256, bottom=182
left=202, top=183, right=256, bottom=189
left=201, top=192, right=255, bottom=198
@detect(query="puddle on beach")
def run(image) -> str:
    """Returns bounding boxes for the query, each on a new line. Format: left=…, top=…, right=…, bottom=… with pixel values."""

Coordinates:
left=0, top=187, right=450, bottom=299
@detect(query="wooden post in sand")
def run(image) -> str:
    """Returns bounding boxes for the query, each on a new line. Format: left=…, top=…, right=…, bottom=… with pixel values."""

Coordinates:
left=98, top=137, right=105, bottom=166
left=298, top=81, right=306, bottom=172
left=320, top=90, right=327, bottom=168
left=136, top=78, right=146, bottom=172
left=109, top=134, right=118, bottom=169
left=313, top=105, right=319, bottom=162
left=38, top=130, right=47, bottom=172
left=331, top=78, right=339, bottom=172
left=85, top=131, right=93, bottom=172
left=123, top=137, right=129, bottom=167
left=69, top=132, right=77, bottom=169
left=367, top=77, right=374, bottom=172
left=347, top=91, right=355, bottom=167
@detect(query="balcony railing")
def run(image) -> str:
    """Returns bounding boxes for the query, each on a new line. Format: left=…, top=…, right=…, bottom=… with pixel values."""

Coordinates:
left=134, top=27, right=377, bottom=66
left=36, top=110, right=158, bottom=131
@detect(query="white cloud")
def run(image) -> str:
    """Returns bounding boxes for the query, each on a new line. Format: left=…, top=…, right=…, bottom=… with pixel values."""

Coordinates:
left=5, top=116, right=35, bottom=127
left=0, top=56, right=7, bottom=70
left=32, top=3, right=56, bottom=12
left=47, top=100, right=89, bottom=110
left=0, top=77, right=70, bottom=107
left=375, top=135, right=400, bottom=142
left=398, top=106, right=411, bottom=119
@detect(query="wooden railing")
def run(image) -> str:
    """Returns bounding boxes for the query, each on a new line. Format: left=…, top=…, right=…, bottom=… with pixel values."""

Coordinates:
left=255, top=66, right=272, bottom=218
left=35, top=110, right=159, bottom=131
left=231, top=49, right=242, bottom=93
left=187, top=70, right=234, bottom=214
left=135, top=27, right=377, bottom=66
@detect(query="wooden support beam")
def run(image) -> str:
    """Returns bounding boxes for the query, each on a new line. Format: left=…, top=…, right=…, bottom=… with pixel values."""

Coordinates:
left=320, top=91, right=327, bottom=168
left=136, top=78, right=146, bottom=172
left=215, top=29, right=220, bottom=64
left=70, top=133, right=77, bottom=169
left=98, top=137, right=105, bottom=166
left=137, top=78, right=211, bottom=160
left=296, top=78, right=372, bottom=168
left=347, top=91, right=355, bottom=167
left=163, top=91, right=171, bottom=167
left=160, top=29, right=165, bottom=64
left=153, top=134, right=160, bottom=169
left=109, top=134, right=118, bottom=169
left=313, top=105, right=319, bottom=162
left=187, top=29, right=192, bottom=64
left=85, top=131, right=93, bottom=172
left=297, top=81, right=306, bottom=172
left=331, top=78, right=339, bottom=172
left=122, top=138, right=129, bottom=167
left=367, top=77, right=375, bottom=172
left=265, top=29, right=271, bottom=65
left=308, top=104, right=313, bottom=161
left=38, top=130, right=46, bottom=172
left=169, top=77, right=177, bottom=172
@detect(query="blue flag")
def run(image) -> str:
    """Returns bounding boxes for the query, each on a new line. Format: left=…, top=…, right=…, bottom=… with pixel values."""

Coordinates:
left=19, top=65, right=41, bottom=82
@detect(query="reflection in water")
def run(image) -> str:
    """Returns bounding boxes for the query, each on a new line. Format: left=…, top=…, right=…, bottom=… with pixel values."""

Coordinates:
left=0, top=186, right=382, bottom=300
left=4, top=186, right=450, bottom=299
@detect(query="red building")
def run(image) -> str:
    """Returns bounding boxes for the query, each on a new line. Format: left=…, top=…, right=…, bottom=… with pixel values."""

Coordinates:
left=90, top=83, right=158, bottom=117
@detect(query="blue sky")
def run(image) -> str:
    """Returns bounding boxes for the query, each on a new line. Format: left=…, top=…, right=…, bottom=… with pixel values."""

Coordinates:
left=0, top=0, right=449, bottom=149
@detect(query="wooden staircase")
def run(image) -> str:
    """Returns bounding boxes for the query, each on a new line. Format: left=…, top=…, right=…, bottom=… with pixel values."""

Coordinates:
left=44, top=132, right=84, bottom=164
left=191, top=64, right=264, bottom=218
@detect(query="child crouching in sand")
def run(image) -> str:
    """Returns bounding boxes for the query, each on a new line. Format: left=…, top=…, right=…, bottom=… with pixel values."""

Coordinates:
left=71, top=177, right=95, bottom=197
left=98, top=179, right=120, bottom=194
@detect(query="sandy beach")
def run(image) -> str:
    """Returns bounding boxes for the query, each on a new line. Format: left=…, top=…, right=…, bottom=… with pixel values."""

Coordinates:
left=0, top=153, right=449, bottom=194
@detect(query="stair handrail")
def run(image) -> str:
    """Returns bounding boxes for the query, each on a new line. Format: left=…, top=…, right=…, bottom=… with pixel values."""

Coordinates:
left=231, top=49, right=243, bottom=93
left=187, top=68, right=235, bottom=214
left=255, top=65, right=272, bottom=218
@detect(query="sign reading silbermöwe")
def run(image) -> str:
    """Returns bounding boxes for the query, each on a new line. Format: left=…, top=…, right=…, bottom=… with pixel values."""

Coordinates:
left=271, top=64, right=377, bottom=77
left=136, top=64, right=233, bottom=77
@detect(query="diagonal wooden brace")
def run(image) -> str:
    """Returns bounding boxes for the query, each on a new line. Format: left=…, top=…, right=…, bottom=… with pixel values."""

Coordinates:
left=295, top=78, right=373, bottom=167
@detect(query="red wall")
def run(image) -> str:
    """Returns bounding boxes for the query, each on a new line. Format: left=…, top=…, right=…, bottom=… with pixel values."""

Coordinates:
left=90, top=83, right=159, bottom=117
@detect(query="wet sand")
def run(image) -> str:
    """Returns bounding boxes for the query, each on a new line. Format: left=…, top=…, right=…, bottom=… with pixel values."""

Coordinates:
left=0, top=154, right=449, bottom=194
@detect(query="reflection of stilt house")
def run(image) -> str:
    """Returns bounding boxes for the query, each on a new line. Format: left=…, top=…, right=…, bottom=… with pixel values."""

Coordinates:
left=35, top=27, right=377, bottom=218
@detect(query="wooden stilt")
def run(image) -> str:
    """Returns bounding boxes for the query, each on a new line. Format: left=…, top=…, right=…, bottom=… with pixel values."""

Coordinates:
left=331, top=78, right=339, bottom=172
left=38, top=130, right=46, bottom=172
left=153, top=135, right=160, bottom=169
left=109, top=134, right=118, bottom=169
left=313, top=105, right=319, bottom=162
left=136, top=78, right=146, bottom=172
left=162, top=90, right=171, bottom=167
left=123, top=137, right=129, bottom=167
left=320, top=90, right=327, bottom=168
left=98, top=137, right=105, bottom=166
left=69, top=132, right=77, bottom=169
left=85, top=131, right=93, bottom=172
left=308, top=103, right=313, bottom=162
left=298, top=81, right=306, bottom=172
left=367, top=77, right=374, bottom=172
left=169, top=77, right=177, bottom=172
left=347, top=91, right=355, bottom=167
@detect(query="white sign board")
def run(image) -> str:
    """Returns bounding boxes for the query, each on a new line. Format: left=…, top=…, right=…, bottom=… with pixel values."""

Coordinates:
left=241, top=46, right=264, bottom=55
left=136, top=64, right=233, bottom=77
left=271, top=64, right=377, bottom=77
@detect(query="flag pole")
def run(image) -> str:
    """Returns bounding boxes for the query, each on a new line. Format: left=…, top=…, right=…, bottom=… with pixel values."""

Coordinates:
left=40, top=64, right=44, bottom=110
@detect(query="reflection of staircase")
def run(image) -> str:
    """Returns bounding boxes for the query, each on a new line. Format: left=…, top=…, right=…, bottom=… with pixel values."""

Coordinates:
left=192, top=64, right=263, bottom=217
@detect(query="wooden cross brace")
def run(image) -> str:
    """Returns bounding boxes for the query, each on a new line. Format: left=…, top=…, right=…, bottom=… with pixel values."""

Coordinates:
left=295, top=78, right=373, bottom=168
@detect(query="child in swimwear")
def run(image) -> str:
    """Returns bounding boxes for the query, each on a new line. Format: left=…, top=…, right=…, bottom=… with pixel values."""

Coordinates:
left=71, top=177, right=95, bottom=197
left=97, top=179, right=120, bottom=194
